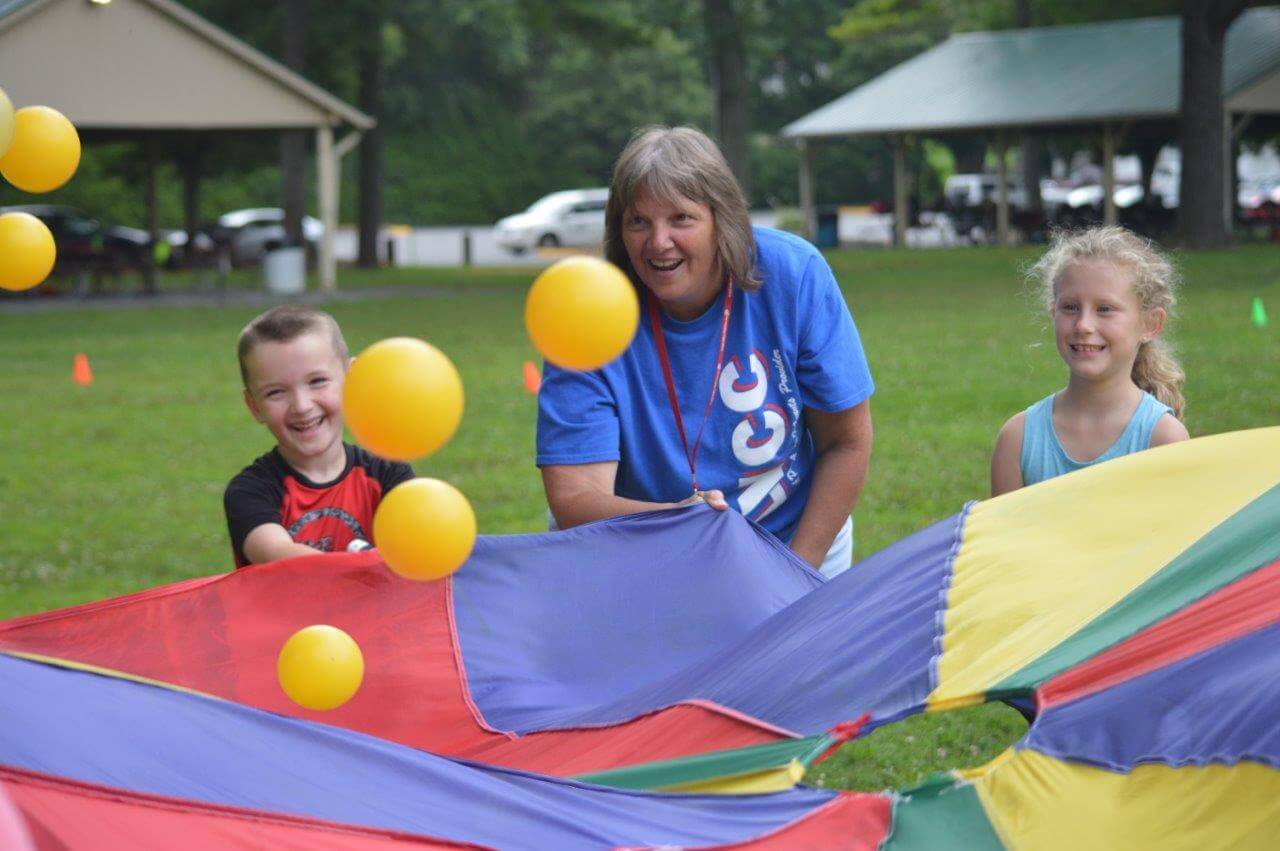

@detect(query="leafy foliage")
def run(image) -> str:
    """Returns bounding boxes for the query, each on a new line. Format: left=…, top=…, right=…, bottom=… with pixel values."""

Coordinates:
left=7, top=0, right=1209, bottom=227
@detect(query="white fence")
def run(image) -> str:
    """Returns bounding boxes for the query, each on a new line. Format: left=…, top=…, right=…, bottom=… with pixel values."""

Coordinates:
left=333, top=211, right=784, bottom=269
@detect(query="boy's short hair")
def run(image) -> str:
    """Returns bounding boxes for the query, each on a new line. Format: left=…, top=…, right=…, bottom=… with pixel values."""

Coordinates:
left=237, top=305, right=350, bottom=387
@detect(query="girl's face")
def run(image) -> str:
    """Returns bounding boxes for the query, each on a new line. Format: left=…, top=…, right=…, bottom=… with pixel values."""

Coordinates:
left=1053, top=259, right=1164, bottom=384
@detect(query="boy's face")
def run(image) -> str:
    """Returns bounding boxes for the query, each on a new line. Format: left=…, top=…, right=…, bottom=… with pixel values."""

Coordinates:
left=243, top=330, right=348, bottom=467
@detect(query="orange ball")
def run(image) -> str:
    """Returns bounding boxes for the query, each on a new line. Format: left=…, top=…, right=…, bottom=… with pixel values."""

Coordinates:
left=0, top=106, right=80, bottom=193
left=0, top=212, right=56, bottom=291
left=525, top=256, right=639, bottom=370
left=343, top=337, right=464, bottom=462
left=276, top=625, right=364, bottom=711
left=374, top=478, right=476, bottom=581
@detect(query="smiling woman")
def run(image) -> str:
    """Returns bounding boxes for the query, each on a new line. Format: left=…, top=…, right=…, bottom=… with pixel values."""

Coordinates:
left=536, top=126, right=875, bottom=578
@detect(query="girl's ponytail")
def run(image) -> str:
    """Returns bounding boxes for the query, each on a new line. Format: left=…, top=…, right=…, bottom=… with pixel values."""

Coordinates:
left=1133, top=337, right=1185, bottom=419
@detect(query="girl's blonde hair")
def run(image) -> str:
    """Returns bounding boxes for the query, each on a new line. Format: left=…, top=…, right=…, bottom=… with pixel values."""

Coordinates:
left=1030, top=226, right=1185, bottom=418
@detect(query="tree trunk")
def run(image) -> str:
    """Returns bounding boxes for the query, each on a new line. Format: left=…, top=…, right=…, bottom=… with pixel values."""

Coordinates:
left=357, top=5, right=384, bottom=270
left=1015, top=0, right=1042, bottom=216
left=1175, top=1, right=1251, bottom=249
left=281, top=0, right=307, bottom=247
left=144, top=137, right=159, bottom=293
left=1136, top=135, right=1159, bottom=202
left=704, top=0, right=750, bottom=200
left=181, top=140, right=203, bottom=264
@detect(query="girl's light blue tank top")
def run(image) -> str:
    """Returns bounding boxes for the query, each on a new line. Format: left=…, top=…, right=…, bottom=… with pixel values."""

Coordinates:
left=1020, top=391, right=1173, bottom=487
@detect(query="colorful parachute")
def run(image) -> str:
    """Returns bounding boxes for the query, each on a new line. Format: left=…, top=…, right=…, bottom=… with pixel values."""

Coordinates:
left=1, top=427, right=1278, bottom=848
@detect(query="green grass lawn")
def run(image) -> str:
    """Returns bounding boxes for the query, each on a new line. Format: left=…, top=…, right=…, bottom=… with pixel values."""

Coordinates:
left=1, top=244, right=1277, bottom=791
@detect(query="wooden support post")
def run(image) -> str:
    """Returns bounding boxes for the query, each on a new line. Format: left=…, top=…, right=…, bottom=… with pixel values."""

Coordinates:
left=315, top=128, right=365, bottom=292
left=145, top=137, right=159, bottom=293
left=181, top=140, right=202, bottom=269
left=1223, top=112, right=1248, bottom=234
left=995, top=134, right=1010, bottom=245
left=892, top=135, right=908, bottom=247
left=1102, top=123, right=1116, bottom=226
left=798, top=140, right=816, bottom=242
left=316, top=125, right=338, bottom=292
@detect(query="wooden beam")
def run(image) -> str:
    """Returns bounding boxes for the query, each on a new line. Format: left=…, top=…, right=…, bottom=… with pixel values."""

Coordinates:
left=1102, top=123, right=1116, bottom=226
left=892, top=135, right=908, bottom=247
left=1223, top=111, right=1237, bottom=234
left=181, top=140, right=202, bottom=261
left=995, top=134, right=1009, bottom=245
left=336, top=130, right=363, bottom=160
left=316, top=124, right=336, bottom=292
left=798, top=140, right=816, bottom=242
left=145, top=136, right=159, bottom=292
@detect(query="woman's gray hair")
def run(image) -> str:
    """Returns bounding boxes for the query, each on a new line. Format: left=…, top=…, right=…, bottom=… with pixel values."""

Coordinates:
left=605, top=126, right=761, bottom=291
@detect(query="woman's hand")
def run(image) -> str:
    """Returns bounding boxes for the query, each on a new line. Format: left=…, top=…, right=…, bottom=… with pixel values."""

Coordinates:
left=676, top=489, right=728, bottom=511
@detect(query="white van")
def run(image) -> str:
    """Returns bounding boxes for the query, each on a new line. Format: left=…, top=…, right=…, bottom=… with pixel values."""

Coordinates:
left=494, top=188, right=609, bottom=254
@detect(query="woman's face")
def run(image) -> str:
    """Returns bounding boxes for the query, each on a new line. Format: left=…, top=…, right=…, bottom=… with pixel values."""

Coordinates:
left=621, top=188, right=721, bottom=321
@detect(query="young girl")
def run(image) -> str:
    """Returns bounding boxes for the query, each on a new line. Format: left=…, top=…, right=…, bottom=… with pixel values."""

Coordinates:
left=991, top=226, right=1189, bottom=496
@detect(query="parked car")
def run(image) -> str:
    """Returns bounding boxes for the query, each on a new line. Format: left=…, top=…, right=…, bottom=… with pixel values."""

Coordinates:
left=1239, top=179, right=1280, bottom=221
left=1048, top=182, right=1145, bottom=213
left=494, top=188, right=608, bottom=254
left=208, top=208, right=323, bottom=266
left=0, top=205, right=180, bottom=270
left=942, top=174, right=1030, bottom=211
left=0, top=205, right=100, bottom=265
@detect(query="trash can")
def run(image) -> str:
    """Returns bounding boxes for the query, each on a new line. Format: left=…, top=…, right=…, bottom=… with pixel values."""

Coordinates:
left=263, top=246, right=306, bottom=295
left=816, top=212, right=839, bottom=248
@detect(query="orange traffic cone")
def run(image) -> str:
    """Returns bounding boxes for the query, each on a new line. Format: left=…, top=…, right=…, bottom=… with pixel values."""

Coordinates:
left=523, top=360, right=541, bottom=395
left=72, top=353, right=93, bottom=386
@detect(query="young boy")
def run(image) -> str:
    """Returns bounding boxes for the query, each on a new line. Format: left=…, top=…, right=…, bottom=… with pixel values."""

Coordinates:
left=224, top=305, right=414, bottom=567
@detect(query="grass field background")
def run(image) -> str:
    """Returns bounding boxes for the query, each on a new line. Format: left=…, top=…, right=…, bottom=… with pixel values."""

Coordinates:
left=1, top=244, right=1277, bottom=790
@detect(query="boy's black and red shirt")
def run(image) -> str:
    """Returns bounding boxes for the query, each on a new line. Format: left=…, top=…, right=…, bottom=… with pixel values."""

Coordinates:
left=224, top=443, right=414, bottom=567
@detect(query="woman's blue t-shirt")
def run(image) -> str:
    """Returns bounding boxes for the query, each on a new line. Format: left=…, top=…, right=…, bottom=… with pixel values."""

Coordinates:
left=536, top=227, right=874, bottom=544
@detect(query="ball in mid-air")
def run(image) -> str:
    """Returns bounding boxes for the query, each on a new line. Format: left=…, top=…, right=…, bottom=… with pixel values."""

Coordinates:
left=374, top=478, right=476, bottom=582
left=343, top=337, right=464, bottom=462
left=0, top=105, right=81, bottom=193
left=525, top=256, right=639, bottom=371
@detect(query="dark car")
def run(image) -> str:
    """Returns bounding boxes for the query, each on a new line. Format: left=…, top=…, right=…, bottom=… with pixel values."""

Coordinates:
left=0, top=204, right=101, bottom=268
left=0, top=205, right=184, bottom=275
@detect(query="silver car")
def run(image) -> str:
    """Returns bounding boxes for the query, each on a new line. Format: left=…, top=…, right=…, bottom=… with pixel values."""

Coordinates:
left=494, top=188, right=609, bottom=254
left=218, top=208, right=323, bottom=265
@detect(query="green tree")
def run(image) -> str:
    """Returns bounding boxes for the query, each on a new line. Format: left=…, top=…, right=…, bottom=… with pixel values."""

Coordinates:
left=525, top=29, right=711, bottom=188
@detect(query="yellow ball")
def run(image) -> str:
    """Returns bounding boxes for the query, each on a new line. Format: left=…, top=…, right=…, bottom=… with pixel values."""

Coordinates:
left=277, top=625, right=364, bottom=711
left=0, top=212, right=56, bottom=291
left=0, top=106, right=81, bottom=193
left=374, top=478, right=476, bottom=581
left=525, top=256, right=639, bottom=370
left=343, top=337, right=464, bottom=462
left=0, top=88, right=13, bottom=160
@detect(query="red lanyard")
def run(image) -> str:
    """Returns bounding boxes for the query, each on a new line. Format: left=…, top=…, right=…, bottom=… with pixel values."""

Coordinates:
left=647, top=282, right=735, bottom=493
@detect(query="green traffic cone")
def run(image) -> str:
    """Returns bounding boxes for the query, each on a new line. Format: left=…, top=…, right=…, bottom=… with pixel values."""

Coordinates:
left=1252, top=297, right=1269, bottom=328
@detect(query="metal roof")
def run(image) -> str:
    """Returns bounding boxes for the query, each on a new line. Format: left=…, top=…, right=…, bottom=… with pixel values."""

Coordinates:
left=783, top=8, right=1280, bottom=139
left=0, top=0, right=372, bottom=130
